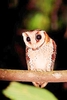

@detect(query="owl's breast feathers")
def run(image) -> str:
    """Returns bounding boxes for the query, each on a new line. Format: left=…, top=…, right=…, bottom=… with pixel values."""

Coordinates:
left=26, top=38, right=57, bottom=71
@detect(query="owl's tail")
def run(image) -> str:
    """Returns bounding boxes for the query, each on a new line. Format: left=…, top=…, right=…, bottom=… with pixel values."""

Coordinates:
left=32, top=82, right=48, bottom=88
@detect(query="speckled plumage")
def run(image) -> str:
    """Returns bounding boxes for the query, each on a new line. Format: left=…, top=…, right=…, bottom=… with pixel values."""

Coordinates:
left=22, top=30, right=57, bottom=88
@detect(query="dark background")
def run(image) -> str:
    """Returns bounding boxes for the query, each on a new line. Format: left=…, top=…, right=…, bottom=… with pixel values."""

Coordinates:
left=0, top=0, right=67, bottom=100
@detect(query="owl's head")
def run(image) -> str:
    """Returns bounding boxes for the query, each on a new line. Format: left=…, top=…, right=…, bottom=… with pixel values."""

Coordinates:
left=22, top=30, right=50, bottom=50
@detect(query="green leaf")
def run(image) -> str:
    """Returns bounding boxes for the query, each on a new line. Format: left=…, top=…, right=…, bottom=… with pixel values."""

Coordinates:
left=25, top=13, right=50, bottom=30
left=2, top=82, right=58, bottom=100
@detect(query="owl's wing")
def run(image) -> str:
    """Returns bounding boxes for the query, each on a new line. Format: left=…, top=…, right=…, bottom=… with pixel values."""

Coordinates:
left=26, top=47, right=31, bottom=70
left=51, top=40, right=57, bottom=70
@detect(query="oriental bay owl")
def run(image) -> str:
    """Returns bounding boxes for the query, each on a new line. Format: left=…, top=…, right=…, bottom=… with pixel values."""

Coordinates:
left=22, top=30, right=57, bottom=88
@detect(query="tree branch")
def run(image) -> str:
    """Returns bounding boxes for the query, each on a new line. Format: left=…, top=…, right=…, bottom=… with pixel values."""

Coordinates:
left=0, top=68, right=67, bottom=82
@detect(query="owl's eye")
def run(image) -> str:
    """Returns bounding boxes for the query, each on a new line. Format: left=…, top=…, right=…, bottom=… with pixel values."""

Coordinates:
left=36, top=34, right=42, bottom=40
left=26, top=36, right=31, bottom=42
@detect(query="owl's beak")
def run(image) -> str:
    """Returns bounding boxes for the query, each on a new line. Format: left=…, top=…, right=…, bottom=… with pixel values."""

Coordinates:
left=32, top=44, right=36, bottom=50
left=32, top=48, right=36, bottom=50
left=32, top=47, right=38, bottom=51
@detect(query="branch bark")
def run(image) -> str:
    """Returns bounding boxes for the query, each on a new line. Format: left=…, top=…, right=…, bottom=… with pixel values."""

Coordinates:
left=0, top=68, right=67, bottom=82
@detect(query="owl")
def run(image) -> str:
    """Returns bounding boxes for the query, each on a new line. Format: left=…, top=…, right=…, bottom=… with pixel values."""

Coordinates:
left=22, top=29, right=57, bottom=88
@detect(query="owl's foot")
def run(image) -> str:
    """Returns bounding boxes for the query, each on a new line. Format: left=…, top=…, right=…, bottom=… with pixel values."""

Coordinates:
left=32, top=82, right=47, bottom=88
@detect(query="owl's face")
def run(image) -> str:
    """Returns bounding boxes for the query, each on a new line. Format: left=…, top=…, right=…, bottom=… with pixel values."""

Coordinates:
left=22, top=30, right=47, bottom=50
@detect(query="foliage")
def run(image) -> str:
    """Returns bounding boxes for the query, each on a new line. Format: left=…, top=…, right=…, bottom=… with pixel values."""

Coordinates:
left=24, top=12, right=50, bottom=30
left=22, top=0, right=66, bottom=31
left=23, top=0, right=55, bottom=31
left=2, top=82, right=58, bottom=100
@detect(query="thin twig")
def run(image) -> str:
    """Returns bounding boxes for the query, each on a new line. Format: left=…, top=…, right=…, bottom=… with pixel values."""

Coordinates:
left=0, top=68, right=67, bottom=82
